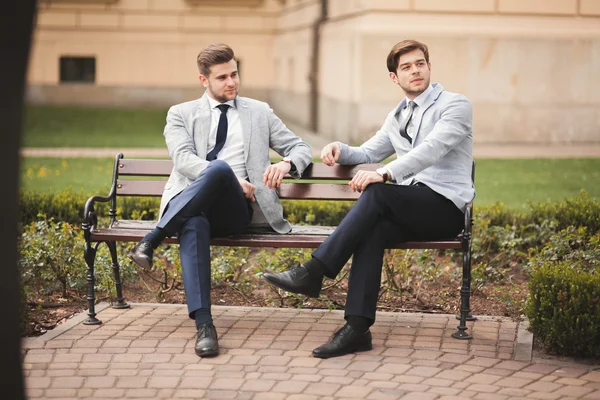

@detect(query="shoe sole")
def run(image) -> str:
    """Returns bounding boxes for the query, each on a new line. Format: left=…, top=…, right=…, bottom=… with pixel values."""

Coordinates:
left=311, top=343, right=373, bottom=359
left=128, top=253, right=152, bottom=270
left=195, top=349, right=219, bottom=358
left=263, top=274, right=320, bottom=298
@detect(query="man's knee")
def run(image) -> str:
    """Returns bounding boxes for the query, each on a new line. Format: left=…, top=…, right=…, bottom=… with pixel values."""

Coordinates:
left=359, top=182, right=386, bottom=203
left=196, top=159, right=235, bottom=183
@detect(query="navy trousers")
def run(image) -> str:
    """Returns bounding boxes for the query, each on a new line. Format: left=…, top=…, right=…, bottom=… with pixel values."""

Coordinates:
left=312, top=183, right=464, bottom=322
left=157, top=160, right=252, bottom=318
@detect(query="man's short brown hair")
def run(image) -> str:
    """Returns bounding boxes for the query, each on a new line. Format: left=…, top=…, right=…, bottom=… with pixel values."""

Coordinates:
left=197, top=43, right=236, bottom=76
left=386, top=40, right=429, bottom=73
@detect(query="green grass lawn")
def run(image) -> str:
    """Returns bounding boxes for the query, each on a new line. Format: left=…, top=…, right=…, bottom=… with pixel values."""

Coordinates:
left=24, top=105, right=168, bottom=148
left=20, top=157, right=600, bottom=209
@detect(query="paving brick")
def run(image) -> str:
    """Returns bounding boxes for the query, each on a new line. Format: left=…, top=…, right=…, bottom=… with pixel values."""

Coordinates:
left=428, top=386, right=462, bottom=396
left=555, top=377, right=587, bottom=386
left=435, top=369, right=473, bottom=381
left=25, top=377, right=51, bottom=389
left=50, top=376, right=84, bottom=388
left=467, top=358, right=501, bottom=367
left=422, top=377, right=455, bottom=387
left=556, top=385, right=594, bottom=397
left=124, top=388, right=158, bottom=397
left=335, top=385, right=374, bottom=398
left=44, top=388, right=77, bottom=398
left=116, top=376, right=149, bottom=388
left=304, top=382, right=341, bottom=395
left=584, top=390, right=600, bottom=399
left=406, top=366, right=442, bottom=378
left=90, top=387, right=124, bottom=398
left=526, top=392, right=561, bottom=399
left=496, top=387, right=531, bottom=397
left=494, top=377, right=532, bottom=388
left=271, top=380, right=309, bottom=393
left=84, top=376, right=116, bottom=388
left=524, top=381, right=563, bottom=393
left=467, top=383, right=501, bottom=393
left=288, top=357, right=321, bottom=368
left=582, top=371, right=600, bottom=382
left=148, top=376, right=180, bottom=388
left=397, top=391, right=438, bottom=399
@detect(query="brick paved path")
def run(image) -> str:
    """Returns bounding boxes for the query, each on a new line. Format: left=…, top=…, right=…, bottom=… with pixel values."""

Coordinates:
left=22, top=305, right=600, bottom=399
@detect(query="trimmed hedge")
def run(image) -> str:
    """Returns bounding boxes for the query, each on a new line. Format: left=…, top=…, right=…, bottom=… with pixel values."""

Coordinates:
left=526, top=228, right=600, bottom=357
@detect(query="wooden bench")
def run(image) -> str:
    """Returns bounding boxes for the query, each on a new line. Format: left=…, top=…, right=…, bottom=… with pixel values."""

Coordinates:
left=83, top=153, right=476, bottom=339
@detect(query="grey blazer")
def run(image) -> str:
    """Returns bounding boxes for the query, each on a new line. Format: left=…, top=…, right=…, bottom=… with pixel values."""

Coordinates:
left=338, top=83, right=475, bottom=211
left=159, top=92, right=312, bottom=234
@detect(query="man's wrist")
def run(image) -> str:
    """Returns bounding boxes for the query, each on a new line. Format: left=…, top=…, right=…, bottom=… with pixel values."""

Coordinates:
left=282, top=156, right=296, bottom=172
left=375, top=167, right=390, bottom=183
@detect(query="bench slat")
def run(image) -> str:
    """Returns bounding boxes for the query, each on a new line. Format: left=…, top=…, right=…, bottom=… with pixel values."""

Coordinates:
left=117, top=180, right=361, bottom=200
left=118, top=159, right=381, bottom=180
left=91, top=221, right=462, bottom=249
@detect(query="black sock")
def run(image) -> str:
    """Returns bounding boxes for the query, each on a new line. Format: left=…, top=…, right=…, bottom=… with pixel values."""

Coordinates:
left=194, top=308, right=212, bottom=329
left=346, top=315, right=372, bottom=333
left=143, top=228, right=167, bottom=249
left=304, top=256, right=325, bottom=278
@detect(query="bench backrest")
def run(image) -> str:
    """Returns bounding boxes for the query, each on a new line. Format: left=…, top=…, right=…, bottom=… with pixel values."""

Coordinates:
left=113, top=155, right=380, bottom=201
left=112, top=154, right=475, bottom=202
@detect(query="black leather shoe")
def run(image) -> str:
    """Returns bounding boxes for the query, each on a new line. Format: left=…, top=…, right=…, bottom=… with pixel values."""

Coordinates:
left=195, top=323, right=219, bottom=357
left=312, top=323, right=372, bottom=359
left=128, top=241, right=153, bottom=270
left=263, top=264, right=322, bottom=298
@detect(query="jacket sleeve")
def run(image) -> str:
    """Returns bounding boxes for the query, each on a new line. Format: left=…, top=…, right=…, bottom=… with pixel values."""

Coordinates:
left=163, top=105, right=209, bottom=181
left=266, top=106, right=312, bottom=178
left=336, top=111, right=397, bottom=165
left=386, top=95, right=472, bottom=182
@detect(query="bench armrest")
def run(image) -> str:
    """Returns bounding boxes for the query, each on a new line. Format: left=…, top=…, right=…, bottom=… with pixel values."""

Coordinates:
left=462, top=201, right=473, bottom=250
left=82, top=154, right=123, bottom=239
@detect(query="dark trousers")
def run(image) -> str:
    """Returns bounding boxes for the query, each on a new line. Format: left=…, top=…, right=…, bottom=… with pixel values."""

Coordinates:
left=157, top=160, right=252, bottom=318
left=312, top=182, right=464, bottom=323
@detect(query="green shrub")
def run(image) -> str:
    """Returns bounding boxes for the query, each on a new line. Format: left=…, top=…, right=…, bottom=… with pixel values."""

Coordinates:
left=526, top=227, right=600, bottom=357
left=20, top=189, right=161, bottom=226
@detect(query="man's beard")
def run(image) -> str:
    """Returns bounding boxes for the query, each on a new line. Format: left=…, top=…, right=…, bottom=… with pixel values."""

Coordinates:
left=209, top=85, right=237, bottom=103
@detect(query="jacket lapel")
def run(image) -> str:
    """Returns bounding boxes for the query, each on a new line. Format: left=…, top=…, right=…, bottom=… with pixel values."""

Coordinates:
left=198, top=92, right=212, bottom=158
left=413, top=83, right=444, bottom=144
left=236, top=97, right=252, bottom=162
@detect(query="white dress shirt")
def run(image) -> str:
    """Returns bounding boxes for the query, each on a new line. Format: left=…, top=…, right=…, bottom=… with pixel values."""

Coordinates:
left=387, top=84, right=435, bottom=182
left=207, top=95, right=248, bottom=180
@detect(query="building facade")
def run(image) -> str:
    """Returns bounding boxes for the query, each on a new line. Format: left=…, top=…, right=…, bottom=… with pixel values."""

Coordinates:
left=28, top=0, right=600, bottom=144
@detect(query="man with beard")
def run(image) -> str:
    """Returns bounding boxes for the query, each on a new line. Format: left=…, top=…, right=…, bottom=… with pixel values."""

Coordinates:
left=128, top=43, right=312, bottom=357
left=263, top=39, right=475, bottom=358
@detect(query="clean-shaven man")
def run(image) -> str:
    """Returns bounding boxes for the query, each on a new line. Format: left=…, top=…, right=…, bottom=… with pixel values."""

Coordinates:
left=129, top=43, right=312, bottom=357
left=264, top=39, right=475, bottom=358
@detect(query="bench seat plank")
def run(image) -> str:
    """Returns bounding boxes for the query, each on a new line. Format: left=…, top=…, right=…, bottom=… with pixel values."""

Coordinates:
left=90, top=220, right=462, bottom=249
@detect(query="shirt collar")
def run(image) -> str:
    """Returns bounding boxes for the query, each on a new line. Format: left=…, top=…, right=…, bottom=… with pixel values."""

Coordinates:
left=207, top=95, right=236, bottom=110
left=404, top=84, right=434, bottom=109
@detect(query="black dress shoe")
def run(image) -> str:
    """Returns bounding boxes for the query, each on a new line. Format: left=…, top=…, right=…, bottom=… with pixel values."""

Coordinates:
left=263, top=264, right=322, bottom=298
left=128, top=241, right=153, bottom=270
left=312, top=323, right=372, bottom=359
left=195, top=323, right=219, bottom=357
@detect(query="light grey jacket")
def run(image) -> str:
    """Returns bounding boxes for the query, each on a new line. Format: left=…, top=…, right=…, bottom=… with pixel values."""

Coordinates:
left=159, top=92, right=312, bottom=233
left=338, top=83, right=475, bottom=211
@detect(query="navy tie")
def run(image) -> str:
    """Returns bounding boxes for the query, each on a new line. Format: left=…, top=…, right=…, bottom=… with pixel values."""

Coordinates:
left=206, top=104, right=230, bottom=161
left=399, top=101, right=415, bottom=144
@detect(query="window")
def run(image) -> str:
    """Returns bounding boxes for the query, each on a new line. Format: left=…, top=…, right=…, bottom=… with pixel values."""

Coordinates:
left=59, top=56, right=96, bottom=84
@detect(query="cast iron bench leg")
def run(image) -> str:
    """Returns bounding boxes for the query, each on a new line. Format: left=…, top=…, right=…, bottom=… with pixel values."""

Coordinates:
left=83, top=241, right=101, bottom=325
left=106, top=241, right=129, bottom=309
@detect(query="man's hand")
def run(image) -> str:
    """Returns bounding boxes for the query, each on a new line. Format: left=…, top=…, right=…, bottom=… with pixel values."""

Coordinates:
left=238, top=177, right=256, bottom=202
left=349, top=170, right=384, bottom=192
left=321, top=142, right=341, bottom=166
left=263, top=161, right=291, bottom=189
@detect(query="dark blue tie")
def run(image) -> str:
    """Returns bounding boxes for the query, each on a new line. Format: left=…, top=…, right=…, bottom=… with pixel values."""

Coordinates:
left=206, top=104, right=230, bottom=161
left=399, top=101, right=415, bottom=144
